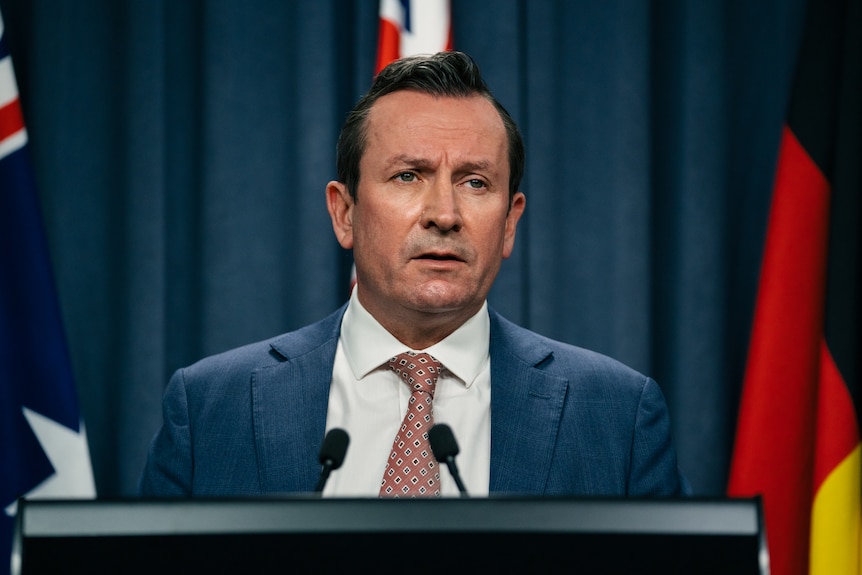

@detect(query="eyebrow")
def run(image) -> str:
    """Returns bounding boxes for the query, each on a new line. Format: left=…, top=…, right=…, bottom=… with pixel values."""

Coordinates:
left=385, top=155, right=433, bottom=171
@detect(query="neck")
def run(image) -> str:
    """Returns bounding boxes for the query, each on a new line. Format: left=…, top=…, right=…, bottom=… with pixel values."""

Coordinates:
left=379, top=312, right=469, bottom=350
left=361, top=300, right=482, bottom=351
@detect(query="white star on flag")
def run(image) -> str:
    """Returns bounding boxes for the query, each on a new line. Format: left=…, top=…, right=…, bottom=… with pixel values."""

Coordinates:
left=4, top=408, right=96, bottom=517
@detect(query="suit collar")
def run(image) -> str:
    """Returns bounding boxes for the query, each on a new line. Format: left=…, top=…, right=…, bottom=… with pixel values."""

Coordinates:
left=268, top=304, right=346, bottom=360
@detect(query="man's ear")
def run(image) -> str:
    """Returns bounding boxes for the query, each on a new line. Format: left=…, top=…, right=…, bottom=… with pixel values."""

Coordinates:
left=326, top=180, right=354, bottom=249
left=502, top=191, right=526, bottom=259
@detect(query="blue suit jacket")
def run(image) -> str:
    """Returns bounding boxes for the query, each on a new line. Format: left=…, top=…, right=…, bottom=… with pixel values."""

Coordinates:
left=139, top=305, right=686, bottom=497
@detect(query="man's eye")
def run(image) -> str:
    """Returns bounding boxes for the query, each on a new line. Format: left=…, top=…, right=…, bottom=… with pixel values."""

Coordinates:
left=466, top=179, right=486, bottom=189
left=396, top=172, right=416, bottom=182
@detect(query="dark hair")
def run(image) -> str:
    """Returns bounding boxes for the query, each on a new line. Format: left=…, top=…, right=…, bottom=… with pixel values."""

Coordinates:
left=336, top=51, right=525, bottom=205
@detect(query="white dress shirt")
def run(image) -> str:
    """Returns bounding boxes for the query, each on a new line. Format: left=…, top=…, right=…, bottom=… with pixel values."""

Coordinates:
left=323, top=287, right=491, bottom=497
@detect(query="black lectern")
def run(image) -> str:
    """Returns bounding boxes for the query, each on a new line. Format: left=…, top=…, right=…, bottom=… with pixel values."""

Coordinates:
left=12, top=497, right=766, bottom=574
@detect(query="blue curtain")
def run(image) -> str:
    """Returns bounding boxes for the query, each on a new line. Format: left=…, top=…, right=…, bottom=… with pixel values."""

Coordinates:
left=1, top=0, right=808, bottom=496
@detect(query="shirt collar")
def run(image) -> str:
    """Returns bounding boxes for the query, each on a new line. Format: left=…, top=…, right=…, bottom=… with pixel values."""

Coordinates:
left=341, top=286, right=489, bottom=388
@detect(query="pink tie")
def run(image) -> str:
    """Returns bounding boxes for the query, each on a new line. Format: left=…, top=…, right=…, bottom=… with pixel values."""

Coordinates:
left=379, top=351, right=442, bottom=497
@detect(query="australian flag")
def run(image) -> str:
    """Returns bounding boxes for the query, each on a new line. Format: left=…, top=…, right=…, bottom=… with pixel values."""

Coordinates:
left=376, top=0, right=452, bottom=74
left=1, top=10, right=95, bottom=575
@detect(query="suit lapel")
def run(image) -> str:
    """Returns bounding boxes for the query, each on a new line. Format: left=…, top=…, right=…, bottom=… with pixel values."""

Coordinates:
left=488, top=309, right=568, bottom=494
left=251, top=307, right=343, bottom=494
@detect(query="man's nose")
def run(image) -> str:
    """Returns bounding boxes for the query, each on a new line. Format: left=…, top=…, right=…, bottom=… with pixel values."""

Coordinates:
left=419, top=179, right=462, bottom=232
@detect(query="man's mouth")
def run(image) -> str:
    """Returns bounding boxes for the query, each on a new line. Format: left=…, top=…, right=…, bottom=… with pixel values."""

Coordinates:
left=417, top=252, right=464, bottom=262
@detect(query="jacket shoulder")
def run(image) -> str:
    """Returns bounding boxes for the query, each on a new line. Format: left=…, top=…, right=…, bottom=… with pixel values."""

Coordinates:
left=180, top=305, right=345, bottom=384
left=489, top=308, right=646, bottom=386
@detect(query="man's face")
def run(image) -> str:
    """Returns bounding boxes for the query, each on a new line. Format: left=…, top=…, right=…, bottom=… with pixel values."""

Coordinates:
left=328, top=90, right=525, bottom=334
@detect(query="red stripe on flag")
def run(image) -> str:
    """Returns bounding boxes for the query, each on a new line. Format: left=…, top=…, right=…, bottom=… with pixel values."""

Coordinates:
left=728, top=125, right=831, bottom=575
left=0, top=97, right=25, bottom=142
left=375, top=18, right=401, bottom=75
left=814, top=341, right=860, bottom=491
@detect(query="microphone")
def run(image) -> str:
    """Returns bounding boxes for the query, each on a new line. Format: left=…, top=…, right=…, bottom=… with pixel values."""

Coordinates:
left=429, top=423, right=469, bottom=497
left=314, top=428, right=349, bottom=493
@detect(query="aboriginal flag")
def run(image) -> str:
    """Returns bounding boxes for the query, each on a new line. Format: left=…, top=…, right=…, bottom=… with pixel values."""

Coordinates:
left=727, top=1, right=861, bottom=574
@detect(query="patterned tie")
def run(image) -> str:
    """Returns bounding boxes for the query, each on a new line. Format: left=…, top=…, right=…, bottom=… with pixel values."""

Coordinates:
left=379, top=351, right=442, bottom=497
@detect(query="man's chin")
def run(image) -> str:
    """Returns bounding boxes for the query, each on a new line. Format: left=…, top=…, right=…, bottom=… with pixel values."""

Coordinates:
left=406, top=286, right=481, bottom=316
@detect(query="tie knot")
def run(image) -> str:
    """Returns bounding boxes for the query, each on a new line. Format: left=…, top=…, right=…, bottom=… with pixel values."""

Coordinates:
left=388, top=351, right=441, bottom=396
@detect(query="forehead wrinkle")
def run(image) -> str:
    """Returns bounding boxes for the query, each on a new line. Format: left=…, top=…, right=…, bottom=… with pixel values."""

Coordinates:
left=384, top=153, right=495, bottom=174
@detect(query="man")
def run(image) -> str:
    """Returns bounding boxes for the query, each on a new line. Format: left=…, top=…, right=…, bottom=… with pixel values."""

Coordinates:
left=140, top=51, right=687, bottom=498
